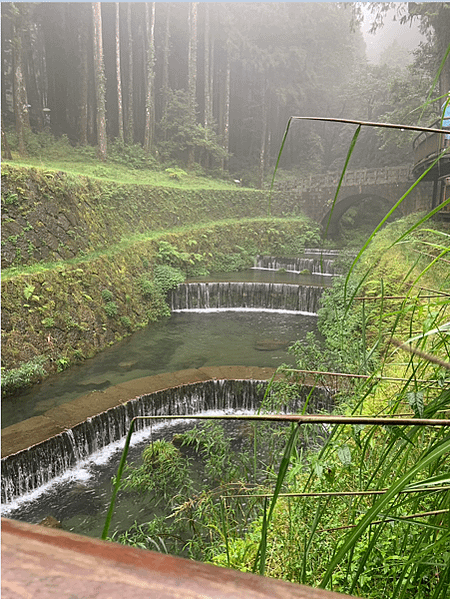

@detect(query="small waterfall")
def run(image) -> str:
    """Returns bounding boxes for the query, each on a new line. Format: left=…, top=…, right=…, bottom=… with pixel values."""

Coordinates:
left=304, top=248, right=341, bottom=256
left=1, top=380, right=333, bottom=504
left=254, top=255, right=339, bottom=276
left=168, top=282, right=323, bottom=314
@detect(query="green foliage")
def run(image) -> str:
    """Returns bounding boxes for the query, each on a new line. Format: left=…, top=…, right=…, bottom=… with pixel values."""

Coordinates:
left=157, top=89, right=228, bottom=168
left=1, top=356, right=47, bottom=395
left=156, top=240, right=204, bottom=275
left=165, top=167, right=188, bottom=181
left=119, top=316, right=132, bottom=329
left=117, top=440, right=190, bottom=502
left=107, top=139, right=157, bottom=170
left=138, top=275, right=157, bottom=299
left=104, top=301, right=118, bottom=318
left=41, top=316, right=55, bottom=328
left=3, top=191, right=19, bottom=205
left=138, top=274, right=172, bottom=321
left=56, top=356, right=70, bottom=372
left=152, top=265, right=185, bottom=294
left=177, top=423, right=240, bottom=484
left=101, top=289, right=113, bottom=302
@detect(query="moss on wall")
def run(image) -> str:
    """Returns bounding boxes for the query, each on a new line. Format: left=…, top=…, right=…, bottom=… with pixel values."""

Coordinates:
left=1, top=165, right=279, bottom=268
left=1, top=217, right=320, bottom=394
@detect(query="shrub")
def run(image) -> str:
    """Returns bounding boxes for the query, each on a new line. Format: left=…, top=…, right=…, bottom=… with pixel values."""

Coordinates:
left=1, top=356, right=47, bottom=396
left=120, top=316, right=132, bottom=329
left=153, top=265, right=185, bottom=294
left=101, top=289, right=114, bottom=302
left=104, top=301, right=118, bottom=317
left=118, top=440, right=190, bottom=500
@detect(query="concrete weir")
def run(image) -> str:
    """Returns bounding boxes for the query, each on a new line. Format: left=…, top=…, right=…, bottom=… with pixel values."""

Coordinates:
left=1, top=366, right=335, bottom=505
left=1, top=366, right=277, bottom=460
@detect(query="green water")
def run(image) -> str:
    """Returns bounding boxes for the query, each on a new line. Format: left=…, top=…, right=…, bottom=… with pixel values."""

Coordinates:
left=2, top=310, right=319, bottom=428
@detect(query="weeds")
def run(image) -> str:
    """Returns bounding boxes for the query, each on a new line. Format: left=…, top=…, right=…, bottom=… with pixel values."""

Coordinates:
left=1, top=356, right=47, bottom=395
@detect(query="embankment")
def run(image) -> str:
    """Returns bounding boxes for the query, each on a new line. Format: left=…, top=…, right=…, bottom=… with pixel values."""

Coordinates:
left=1, top=165, right=320, bottom=388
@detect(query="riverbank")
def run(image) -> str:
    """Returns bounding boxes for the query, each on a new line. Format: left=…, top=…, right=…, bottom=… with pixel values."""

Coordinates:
left=2, top=163, right=323, bottom=392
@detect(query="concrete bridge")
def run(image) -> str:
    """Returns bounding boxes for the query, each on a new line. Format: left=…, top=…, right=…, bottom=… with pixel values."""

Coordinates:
left=274, top=165, right=433, bottom=237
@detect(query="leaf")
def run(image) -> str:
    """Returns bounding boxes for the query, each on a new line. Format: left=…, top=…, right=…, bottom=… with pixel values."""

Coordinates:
left=337, top=444, right=352, bottom=466
left=23, top=284, right=35, bottom=300
left=406, top=391, right=425, bottom=418
left=320, top=435, right=450, bottom=589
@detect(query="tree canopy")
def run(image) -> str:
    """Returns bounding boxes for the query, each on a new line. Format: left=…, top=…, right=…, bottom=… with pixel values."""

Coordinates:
left=2, top=2, right=448, bottom=181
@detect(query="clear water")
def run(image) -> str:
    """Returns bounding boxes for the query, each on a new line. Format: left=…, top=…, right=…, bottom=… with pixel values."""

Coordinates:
left=2, top=310, right=319, bottom=428
left=189, top=268, right=333, bottom=286
left=1, top=267, right=330, bottom=539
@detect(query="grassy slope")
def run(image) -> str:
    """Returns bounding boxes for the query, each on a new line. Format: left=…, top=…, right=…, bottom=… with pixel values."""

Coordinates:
left=209, top=216, right=450, bottom=598
left=1, top=155, right=320, bottom=389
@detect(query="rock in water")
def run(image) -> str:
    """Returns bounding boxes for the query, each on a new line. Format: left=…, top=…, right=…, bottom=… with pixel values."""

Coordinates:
left=38, top=516, right=62, bottom=528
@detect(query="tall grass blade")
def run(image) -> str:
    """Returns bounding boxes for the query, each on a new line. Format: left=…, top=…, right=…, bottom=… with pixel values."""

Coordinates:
left=343, top=150, right=450, bottom=311
left=268, top=117, right=293, bottom=216
left=101, top=417, right=137, bottom=540
left=253, top=422, right=299, bottom=575
left=322, top=125, right=361, bottom=241
left=319, top=434, right=450, bottom=589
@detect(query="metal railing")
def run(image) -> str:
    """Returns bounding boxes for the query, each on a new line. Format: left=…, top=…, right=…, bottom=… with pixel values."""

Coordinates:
left=413, top=118, right=447, bottom=168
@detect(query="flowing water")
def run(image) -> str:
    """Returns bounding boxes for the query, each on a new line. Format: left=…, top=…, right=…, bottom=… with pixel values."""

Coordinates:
left=1, top=380, right=332, bottom=537
left=1, top=257, right=338, bottom=537
left=2, top=268, right=332, bottom=429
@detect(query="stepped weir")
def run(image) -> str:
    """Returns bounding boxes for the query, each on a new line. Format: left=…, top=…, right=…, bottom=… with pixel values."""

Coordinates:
left=169, top=282, right=323, bottom=313
left=2, top=252, right=340, bottom=508
left=254, top=254, right=340, bottom=276
left=1, top=373, right=333, bottom=505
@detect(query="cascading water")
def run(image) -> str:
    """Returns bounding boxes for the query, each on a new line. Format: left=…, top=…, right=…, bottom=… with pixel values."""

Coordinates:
left=2, top=252, right=340, bottom=515
left=168, top=282, right=323, bottom=314
left=1, top=379, right=333, bottom=506
left=254, top=254, right=340, bottom=276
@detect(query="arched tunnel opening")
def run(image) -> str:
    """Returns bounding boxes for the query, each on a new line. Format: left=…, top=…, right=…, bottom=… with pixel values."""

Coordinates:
left=320, top=194, right=398, bottom=240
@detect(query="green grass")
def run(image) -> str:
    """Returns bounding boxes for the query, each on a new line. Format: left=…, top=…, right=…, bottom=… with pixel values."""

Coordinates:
left=2, top=129, right=238, bottom=190
left=4, top=157, right=237, bottom=189
left=0, top=216, right=311, bottom=282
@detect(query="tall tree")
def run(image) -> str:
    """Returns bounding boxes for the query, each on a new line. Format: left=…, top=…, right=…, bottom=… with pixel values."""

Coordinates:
left=78, top=4, right=90, bottom=145
left=161, top=3, right=171, bottom=122
left=203, top=3, right=211, bottom=132
left=126, top=3, right=134, bottom=145
left=115, top=2, right=124, bottom=143
left=143, top=2, right=155, bottom=155
left=221, top=41, right=231, bottom=171
left=92, top=2, right=107, bottom=160
left=187, top=2, right=198, bottom=169
left=11, top=3, right=29, bottom=156
left=259, top=80, right=268, bottom=188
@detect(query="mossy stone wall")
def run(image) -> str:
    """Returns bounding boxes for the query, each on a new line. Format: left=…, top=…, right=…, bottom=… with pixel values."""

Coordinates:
left=1, top=165, right=280, bottom=268
left=1, top=218, right=318, bottom=387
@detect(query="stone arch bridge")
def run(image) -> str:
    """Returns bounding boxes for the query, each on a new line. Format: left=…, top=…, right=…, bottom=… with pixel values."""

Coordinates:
left=275, top=165, right=433, bottom=238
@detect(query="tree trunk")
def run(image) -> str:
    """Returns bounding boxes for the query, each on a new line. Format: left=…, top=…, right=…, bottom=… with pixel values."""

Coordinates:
left=92, top=2, right=107, bottom=161
left=187, top=2, right=198, bottom=169
left=115, top=3, right=124, bottom=143
left=12, top=17, right=28, bottom=156
left=203, top=4, right=211, bottom=131
left=2, top=116, right=13, bottom=160
left=78, top=9, right=89, bottom=145
left=161, top=4, right=170, bottom=122
left=126, top=3, right=134, bottom=145
left=221, top=42, right=231, bottom=171
left=202, top=4, right=210, bottom=168
left=143, top=2, right=156, bottom=156
left=259, top=82, right=268, bottom=190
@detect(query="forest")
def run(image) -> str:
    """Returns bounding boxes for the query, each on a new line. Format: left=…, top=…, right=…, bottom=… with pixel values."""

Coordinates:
left=2, top=2, right=450, bottom=186
left=1, top=4, right=450, bottom=599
